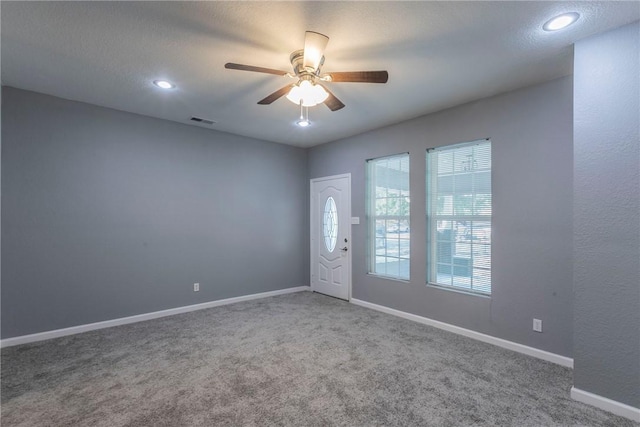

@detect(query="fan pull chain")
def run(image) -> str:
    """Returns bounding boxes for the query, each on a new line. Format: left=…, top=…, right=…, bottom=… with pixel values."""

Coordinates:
left=297, top=101, right=310, bottom=127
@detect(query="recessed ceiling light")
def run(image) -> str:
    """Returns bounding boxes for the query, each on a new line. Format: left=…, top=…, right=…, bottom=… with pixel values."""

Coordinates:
left=543, top=12, right=580, bottom=31
left=153, top=80, right=175, bottom=89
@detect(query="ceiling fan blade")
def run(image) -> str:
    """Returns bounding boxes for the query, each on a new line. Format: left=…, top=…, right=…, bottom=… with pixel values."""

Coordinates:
left=225, top=63, right=289, bottom=76
left=318, top=84, right=345, bottom=111
left=327, top=71, right=389, bottom=83
left=257, top=85, right=294, bottom=105
left=303, top=31, right=329, bottom=72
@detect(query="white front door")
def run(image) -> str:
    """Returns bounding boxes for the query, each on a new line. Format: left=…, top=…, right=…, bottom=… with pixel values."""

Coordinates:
left=310, top=174, right=351, bottom=300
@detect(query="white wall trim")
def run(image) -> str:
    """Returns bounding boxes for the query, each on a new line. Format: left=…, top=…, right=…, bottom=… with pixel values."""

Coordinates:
left=1, top=286, right=310, bottom=348
left=351, top=298, right=573, bottom=368
left=571, top=387, right=640, bottom=422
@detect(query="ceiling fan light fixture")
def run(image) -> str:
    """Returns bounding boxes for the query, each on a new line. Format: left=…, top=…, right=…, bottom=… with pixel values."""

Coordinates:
left=286, top=80, right=328, bottom=107
left=543, top=12, right=580, bottom=31
left=302, top=31, right=330, bottom=71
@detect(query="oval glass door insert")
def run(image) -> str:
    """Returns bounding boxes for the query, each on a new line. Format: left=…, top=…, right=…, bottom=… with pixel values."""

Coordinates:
left=323, top=196, right=338, bottom=252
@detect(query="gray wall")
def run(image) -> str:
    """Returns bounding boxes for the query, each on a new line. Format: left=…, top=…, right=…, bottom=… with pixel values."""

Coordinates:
left=573, top=22, right=640, bottom=408
left=309, top=77, right=574, bottom=357
left=1, top=87, right=309, bottom=339
left=0, top=80, right=2, bottom=334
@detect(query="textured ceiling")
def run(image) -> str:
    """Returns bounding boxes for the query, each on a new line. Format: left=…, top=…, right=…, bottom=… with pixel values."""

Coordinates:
left=2, top=1, right=639, bottom=147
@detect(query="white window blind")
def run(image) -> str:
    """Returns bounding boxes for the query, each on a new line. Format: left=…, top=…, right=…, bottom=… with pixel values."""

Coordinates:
left=427, top=140, right=491, bottom=294
left=367, top=153, right=410, bottom=280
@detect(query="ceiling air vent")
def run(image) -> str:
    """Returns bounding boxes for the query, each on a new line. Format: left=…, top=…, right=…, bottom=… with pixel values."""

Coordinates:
left=190, top=116, right=215, bottom=125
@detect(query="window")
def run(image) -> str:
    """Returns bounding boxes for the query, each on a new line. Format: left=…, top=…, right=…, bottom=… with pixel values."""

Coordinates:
left=323, top=196, right=338, bottom=252
left=427, top=140, right=491, bottom=294
left=367, top=153, right=410, bottom=280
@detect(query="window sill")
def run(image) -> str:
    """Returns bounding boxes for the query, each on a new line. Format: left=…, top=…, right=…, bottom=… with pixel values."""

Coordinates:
left=367, top=273, right=411, bottom=284
left=426, top=282, right=491, bottom=298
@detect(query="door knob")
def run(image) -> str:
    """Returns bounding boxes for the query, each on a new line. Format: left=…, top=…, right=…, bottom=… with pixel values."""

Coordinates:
left=340, top=246, right=348, bottom=252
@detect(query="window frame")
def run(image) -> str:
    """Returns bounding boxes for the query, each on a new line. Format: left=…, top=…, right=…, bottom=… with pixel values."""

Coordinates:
left=426, top=139, right=492, bottom=295
left=366, top=152, right=411, bottom=281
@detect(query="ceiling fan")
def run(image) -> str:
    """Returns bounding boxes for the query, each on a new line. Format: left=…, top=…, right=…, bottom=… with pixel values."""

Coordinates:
left=224, top=31, right=388, bottom=112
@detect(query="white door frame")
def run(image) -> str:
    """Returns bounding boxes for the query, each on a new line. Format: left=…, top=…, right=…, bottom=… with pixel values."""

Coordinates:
left=310, top=173, right=352, bottom=301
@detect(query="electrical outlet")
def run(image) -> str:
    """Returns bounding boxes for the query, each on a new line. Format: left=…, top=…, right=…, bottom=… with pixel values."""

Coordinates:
left=533, top=318, right=542, bottom=333
left=193, top=283, right=200, bottom=292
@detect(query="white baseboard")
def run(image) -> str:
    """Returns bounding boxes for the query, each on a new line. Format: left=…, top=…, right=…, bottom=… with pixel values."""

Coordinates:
left=571, top=387, right=640, bottom=422
left=350, top=298, right=573, bottom=368
left=1, top=286, right=310, bottom=348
